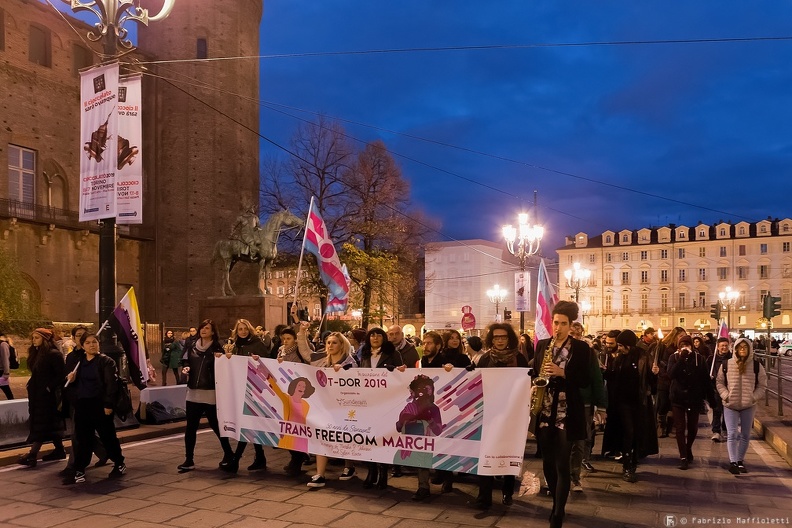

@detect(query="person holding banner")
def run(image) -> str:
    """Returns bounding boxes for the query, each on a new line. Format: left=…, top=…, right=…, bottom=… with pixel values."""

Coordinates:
left=63, top=333, right=126, bottom=484
left=531, top=302, right=592, bottom=528
left=469, top=322, right=529, bottom=510
left=221, top=319, right=271, bottom=473
left=306, top=330, right=359, bottom=488
left=177, top=319, right=234, bottom=472
left=359, top=327, right=407, bottom=489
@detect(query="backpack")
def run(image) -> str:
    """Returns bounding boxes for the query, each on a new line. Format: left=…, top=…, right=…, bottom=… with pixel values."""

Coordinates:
left=721, top=359, right=761, bottom=389
left=8, top=343, right=19, bottom=370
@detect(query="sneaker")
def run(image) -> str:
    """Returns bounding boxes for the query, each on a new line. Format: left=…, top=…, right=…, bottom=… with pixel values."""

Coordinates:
left=307, top=475, right=326, bottom=488
left=339, top=467, right=356, bottom=481
left=728, top=462, right=740, bottom=475
left=68, top=471, right=86, bottom=485
left=109, top=463, right=127, bottom=478
left=582, top=461, right=596, bottom=472
left=571, top=480, right=583, bottom=492
left=737, top=461, right=748, bottom=474
left=177, top=459, right=195, bottom=471
left=711, top=433, right=721, bottom=442
left=621, top=469, right=637, bottom=483
left=679, top=459, right=689, bottom=470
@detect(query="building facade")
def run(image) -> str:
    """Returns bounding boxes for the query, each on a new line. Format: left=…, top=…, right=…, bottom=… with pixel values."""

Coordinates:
left=0, top=0, right=262, bottom=327
left=557, top=219, right=792, bottom=336
left=425, top=239, right=557, bottom=335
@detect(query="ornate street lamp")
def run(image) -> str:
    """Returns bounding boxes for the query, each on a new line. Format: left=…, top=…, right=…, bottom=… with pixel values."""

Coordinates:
left=581, top=300, right=592, bottom=328
left=564, top=262, right=591, bottom=303
left=502, top=193, right=544, bottom=333
left=486, top=284, right=507, bottom=323
left=62, top=0, right=175, bottom=377
left=719, top=286, right=739, bottom=330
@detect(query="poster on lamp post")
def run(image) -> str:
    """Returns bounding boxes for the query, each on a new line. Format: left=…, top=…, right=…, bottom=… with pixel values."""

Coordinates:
left=116, top=75, right=142, bottom=225
left=79, top=62, right=119, bottom=222
left=515, top=271, right=530, bottom=312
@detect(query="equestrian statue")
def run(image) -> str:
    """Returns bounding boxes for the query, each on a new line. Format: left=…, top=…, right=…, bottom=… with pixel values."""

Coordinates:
left=212, top=207, right=304, bottom=296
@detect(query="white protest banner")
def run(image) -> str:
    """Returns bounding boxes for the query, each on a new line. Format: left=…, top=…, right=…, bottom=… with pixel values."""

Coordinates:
left=216, top=357, right=532, bottom=476
left=116, top=75, right=142, bottom=224
left=79, top=62, right=119, bottom=221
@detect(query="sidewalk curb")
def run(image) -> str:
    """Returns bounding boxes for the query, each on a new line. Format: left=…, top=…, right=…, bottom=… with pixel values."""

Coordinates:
left=753, top=414, right=792, bottom=467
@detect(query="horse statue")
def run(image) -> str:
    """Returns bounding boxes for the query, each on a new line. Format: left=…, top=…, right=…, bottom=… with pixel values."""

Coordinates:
left=212, top=209, right=304, bottom=296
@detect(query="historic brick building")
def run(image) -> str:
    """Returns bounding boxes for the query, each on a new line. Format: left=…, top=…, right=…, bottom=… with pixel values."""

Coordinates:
left=0, top=0, right=262, bottom=326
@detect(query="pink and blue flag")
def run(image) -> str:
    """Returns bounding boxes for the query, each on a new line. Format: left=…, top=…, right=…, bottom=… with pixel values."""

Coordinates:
left=304, top=201, right=349, bottom=313
left=534, top=259, right=558, bottom=345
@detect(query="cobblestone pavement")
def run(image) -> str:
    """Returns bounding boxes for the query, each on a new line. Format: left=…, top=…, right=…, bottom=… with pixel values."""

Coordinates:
left=1, top=417, right=791, bottom=528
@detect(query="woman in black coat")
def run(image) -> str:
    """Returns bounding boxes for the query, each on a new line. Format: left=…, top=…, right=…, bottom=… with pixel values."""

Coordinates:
left=63, top=333, right=126, bottom=484
left=358, top=327, right=406, bottom=489
left=18, top=328, right=66, bottom=467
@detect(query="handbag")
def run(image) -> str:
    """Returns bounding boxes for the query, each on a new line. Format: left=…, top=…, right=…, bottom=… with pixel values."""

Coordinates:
left=114, top=377, right=133, bottom=420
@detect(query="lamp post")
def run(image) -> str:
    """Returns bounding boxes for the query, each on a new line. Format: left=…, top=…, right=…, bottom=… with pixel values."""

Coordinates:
left=62, top=0, right=174, bottom=375
left=581, top=300, right=592, bottom=329
left=718, top=286, right=739, bottom=330
left=487, top=284, right=507, bottom=323
left=502, top=193, right=544, bottom=334
left=564, top=262, right=591, bottom=303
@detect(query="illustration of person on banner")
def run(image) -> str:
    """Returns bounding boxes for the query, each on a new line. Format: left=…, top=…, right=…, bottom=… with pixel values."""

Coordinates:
left=256, top=361, right=315, bottom=453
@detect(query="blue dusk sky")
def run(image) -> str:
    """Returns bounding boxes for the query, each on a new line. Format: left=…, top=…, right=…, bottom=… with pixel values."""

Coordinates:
left=258, top=1, right=792, bottom=252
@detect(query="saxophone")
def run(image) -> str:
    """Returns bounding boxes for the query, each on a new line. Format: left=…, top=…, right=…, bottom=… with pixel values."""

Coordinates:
left=530, top=333, right=558, bottom=417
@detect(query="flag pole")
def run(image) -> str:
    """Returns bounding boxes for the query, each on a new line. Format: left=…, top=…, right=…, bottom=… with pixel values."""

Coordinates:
left=293, top=197, right=314, bottom=311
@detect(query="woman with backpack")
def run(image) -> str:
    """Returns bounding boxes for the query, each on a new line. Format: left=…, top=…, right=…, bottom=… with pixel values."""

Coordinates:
left=62, top=333, right=126, bottom=484
left=716, top=338, right=767, bottom=475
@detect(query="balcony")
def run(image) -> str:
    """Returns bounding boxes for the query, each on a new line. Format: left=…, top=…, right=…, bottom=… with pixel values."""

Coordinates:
left=0, top=198, right=153, bottom=240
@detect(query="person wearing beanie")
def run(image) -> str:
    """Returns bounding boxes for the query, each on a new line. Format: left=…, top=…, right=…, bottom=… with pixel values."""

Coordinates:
left=464, top=335, right=485, bottom=365
left=707, top=338, right=732, bottom=442
left=667, top=334, right=712, bottom=470
left=603, top=329, right=659, bottom=483
left=715, top=338, right=767, bottom=475
left=530, top=300, right=593, bottom=528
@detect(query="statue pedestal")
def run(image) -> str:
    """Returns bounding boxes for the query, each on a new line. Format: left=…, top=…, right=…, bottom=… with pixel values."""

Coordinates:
left=199, top=295, right=287, bottom=338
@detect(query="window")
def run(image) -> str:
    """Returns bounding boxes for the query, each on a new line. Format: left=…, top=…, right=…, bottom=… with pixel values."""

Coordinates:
left=739, top=245, right=746, bottom=256
left=737, top=266, right=748, bottom=279
left=73, top=44, right=93, bottom=75
left=29, top=25, right=52, bottom=67
left=622, top=293, right=629, bottom=313
left=759, top=265, right=769, bottom=279
left=740, top=291, right=747, bottom=307
left=660, top=269, right=669, bottom=283
left=641, top=293, right=648, bottom=312
left=197, top=38, right=208, bottom=59
left=606, top=253, right=612, bottom=263
left=699, top=268, right=706, bottom=281
left=661, top=249, right=668, bottom=259
left=605, top=235, right=612, bottom=244
left=0, top=9, right=5, bottom=51
left=720, top=246, right=727, bottom=257
left=784, top=264, right=792, bottom=279
left=760, top=291, right=768, bottom=310
left=604, top=294, right=612, bottom=313
left=699, top=247, right=706, bottom=257
left=622, top=234, right=629, bottom=243
left=760, top=243, right=768, bottom=254
left=678, top=248, right=685, bottom=259
left=679, top=231, right=686, bottom=239
left=276, top=286, right=285, bottom=295
left=8, top=145, right=36, bottom=205
left=679, top=317, right=686, bottom=327
left=784, top=242, right=790, bottom=253
left=698, top=291, right=706, bottom=308
left=699, top=229, right=705, bottom=238
left=678, top=292, right=686, bottom=309
left=717, top=267, right=728, bottom=280
left=784, top=224, right=790, bottom=233
left=621, top=271, right=630, bottom=285
left=661, top=291, right=669, bottom=310
left=761, top=224, right=768, bottom=233
left=589, top=254, right=596, bottom=264
left=622, top=252, right=629, bottom=261
left=604, top=273, right=613, bottom=286
left=449, top=253, right=457, bottom=263
left=314, top=304, right=322, bottom=317
left=678, top=269, right=686, bottom=282
left=640, top=251, right=648, bottom=260
left=640, top=270, right=649, bottom=284
left=739, top=226, right=745, bottom=235
left=720, top=228, right=726, bottom=236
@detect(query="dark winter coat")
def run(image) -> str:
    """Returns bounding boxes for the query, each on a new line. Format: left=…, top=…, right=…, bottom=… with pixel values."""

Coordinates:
left=182, top=340, right=223, bottom=391
left=26, top=346, right=66, bottom=442
left=231, top=335, right=269, bottom=357
left=360, top=341, right=405, bottom=370
left=65, top=353, right=119, bottom=409
left=668, top=350, right=711, bottom=409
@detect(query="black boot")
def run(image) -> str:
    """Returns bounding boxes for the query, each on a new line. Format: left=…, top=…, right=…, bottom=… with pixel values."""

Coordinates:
left=376, top=464, right=389, bottom=489
left=363, top=463, right=378, bottom=489
left=658, top=416, right=669, bottom=438
left=247, top=447, right=267, bottom=471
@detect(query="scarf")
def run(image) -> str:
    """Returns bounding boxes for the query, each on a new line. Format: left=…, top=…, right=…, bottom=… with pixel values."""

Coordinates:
left=195, top=338, right=212, bottom=353
left=488, top=347, right=518, bottom=366
left=281, top=343, right=298, bottom=358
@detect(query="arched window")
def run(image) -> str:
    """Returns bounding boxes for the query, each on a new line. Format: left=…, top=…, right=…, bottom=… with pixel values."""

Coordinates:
left=605, top=235, right=612, bottom=244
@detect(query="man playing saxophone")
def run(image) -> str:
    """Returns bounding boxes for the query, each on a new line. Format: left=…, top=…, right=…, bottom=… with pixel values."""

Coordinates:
left=531, top=301, right=593, bottom=528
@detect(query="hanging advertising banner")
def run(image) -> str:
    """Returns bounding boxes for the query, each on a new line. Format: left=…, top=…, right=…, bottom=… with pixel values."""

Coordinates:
left=216, top=357, right=532, bottom=476
left=79, top=62, right=119, bottom=221
left=515, top=271, right=531, bottom=312
left=116, top=75, right=142, bottom=224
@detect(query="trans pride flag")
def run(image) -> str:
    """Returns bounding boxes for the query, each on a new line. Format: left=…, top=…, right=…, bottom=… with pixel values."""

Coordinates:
left=534, top=258, right=558, bottom=345
left=109, top=287, right=148, bottom=382
left=303, top=198, right=349, bottom=313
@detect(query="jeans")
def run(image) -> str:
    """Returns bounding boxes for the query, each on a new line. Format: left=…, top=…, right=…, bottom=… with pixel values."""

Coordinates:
left=570, top=405, right=593, bottom=480
left=723, top=406, right=755, bottom=463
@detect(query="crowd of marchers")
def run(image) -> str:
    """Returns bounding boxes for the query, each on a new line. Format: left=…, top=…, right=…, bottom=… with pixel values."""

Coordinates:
left=0, top=302, right=767, bottom=528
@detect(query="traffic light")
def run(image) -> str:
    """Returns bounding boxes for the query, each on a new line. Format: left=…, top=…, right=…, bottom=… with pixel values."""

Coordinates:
left=503, top=309, right=512, bottom=321
left=763, top=294, right=782, bottom=319
left=709, top=302, right=721, bottom=322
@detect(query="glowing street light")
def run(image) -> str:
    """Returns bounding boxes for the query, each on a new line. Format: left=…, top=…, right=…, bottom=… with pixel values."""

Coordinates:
left=486, top=284, right=507, bottom=322
left=564, top=262, right=591, bottom=303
